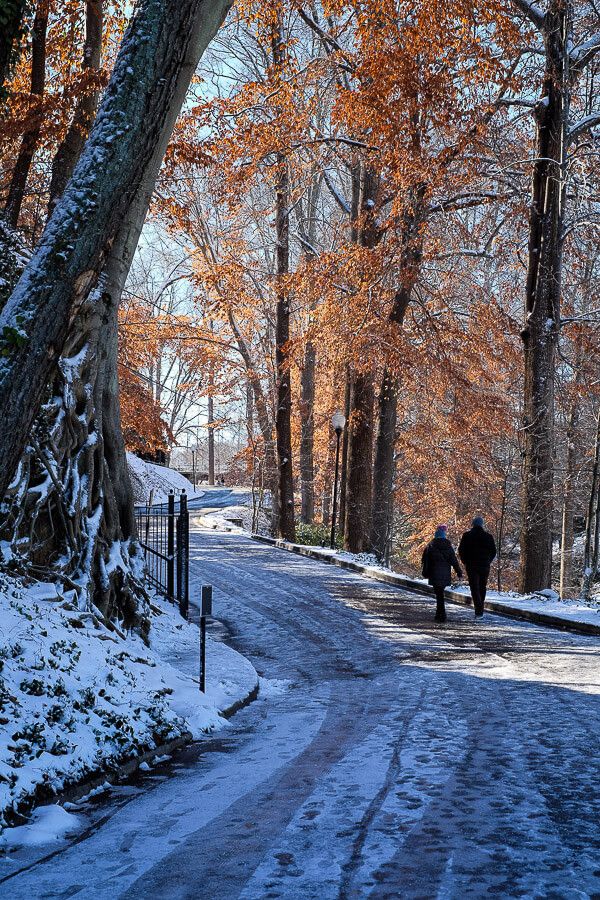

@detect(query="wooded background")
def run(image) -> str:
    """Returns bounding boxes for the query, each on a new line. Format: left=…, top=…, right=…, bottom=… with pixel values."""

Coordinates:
left=1, top=0, right=599, bottom=623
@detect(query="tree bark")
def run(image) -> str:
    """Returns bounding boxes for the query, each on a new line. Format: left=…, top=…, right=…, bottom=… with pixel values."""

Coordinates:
left=4, top=0, right=49, bottom=228
left=344, top=370, right=375, bottom=553
left=295, top=175, right=321, bottom=527
left=0, top=0, right=232, bottom=503
left=559, top=389, right=581, bottom=597
left=321, top=436, right=332, bottom=526
left=47, top=0, right=104, bottom=216
left=343, top=161, right=379, bottom=553
left=370, top=189, right=424, bottom=561
left=300, top=339, right=315, bottom=523
left=581, top=412, right=600, bottom=599
left=338, top=367, right=351, bottom=540
left=519, top=0, right=571, bottom=592
left=208, top=376, right=215, bottom=485
left=0, top=0, right=28, bottom=99
left=227, top=309, right=278, bottom=530
left=272, top=20, right=295, bottom=542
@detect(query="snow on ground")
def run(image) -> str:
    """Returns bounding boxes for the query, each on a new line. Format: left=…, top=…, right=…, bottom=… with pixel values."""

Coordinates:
left=0, top=574, right=257, bottom=847
left=127, top=453, right=203, bottom=504
left=451, top=583, right=600, bottom=627
left=198, top=502, right=271, bottom=536
left=1, top=804, right=81, bottom=849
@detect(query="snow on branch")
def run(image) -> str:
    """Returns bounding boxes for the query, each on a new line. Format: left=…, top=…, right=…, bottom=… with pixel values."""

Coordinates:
left=323, top=171, right=351, bottom=215
left=498, top=98, right=538, bottom=110
left=569, top=112, right=600, bottom=143
left=295, top=233, right=320, bottom=256
left=511, top=0, right=546, bottom=31
left=570, top=32, right=600, bottom=74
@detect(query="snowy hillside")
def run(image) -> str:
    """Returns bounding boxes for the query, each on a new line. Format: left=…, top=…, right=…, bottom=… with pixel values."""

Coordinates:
left=127, top=453, right=199, bottom=504
left=0, top=573, right=257, bottom=838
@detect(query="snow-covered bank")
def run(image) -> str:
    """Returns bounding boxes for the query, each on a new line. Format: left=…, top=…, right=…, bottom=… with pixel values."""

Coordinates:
left=252, top=536, right=600, bottom=636
left=127, top=453, right=203, bottom=504
left=0, top=575, right=257, bottom=845
left=449, top=584, right=600, bottom=629
left=196, top=503, right=271, bottom=536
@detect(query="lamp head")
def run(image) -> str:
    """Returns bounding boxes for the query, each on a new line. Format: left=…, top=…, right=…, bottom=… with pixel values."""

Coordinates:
left=331, top=410, right=346, bottom=433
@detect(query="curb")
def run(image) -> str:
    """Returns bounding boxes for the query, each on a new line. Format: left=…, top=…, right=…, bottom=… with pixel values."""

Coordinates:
left=221, top=680, right=260, bottom=719
left=58, top=733, right=194, bottom=807
left=251, top=534, right=600, bottom=638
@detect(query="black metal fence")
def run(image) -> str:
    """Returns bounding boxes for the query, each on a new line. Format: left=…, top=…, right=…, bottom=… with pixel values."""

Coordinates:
left=135, top=491, right=189, bottom=618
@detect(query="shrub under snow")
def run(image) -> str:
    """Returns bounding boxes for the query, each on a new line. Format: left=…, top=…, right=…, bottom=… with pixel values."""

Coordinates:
left=0, top=573, right=257, bottom=836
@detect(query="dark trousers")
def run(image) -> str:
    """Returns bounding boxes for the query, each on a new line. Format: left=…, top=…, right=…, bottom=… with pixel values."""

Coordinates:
left=467, top=567, right=490, bottom=616
left=434, top=586, right=446, bottom=619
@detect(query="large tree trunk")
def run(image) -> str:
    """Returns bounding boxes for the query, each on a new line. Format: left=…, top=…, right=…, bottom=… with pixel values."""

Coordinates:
left=3, top=0, right=49, bottom=228
left=207, top=365, right=215, bottom=485
left=519, top=0, right=571, bottom=592
left=272, top=22, right=295, bottom=542
left=370, top=285, right=417, bottom=562
left=47, top=0, right=104, bottom=217
left=559, top=387, right=581, bottom=598
left=295, top=175, right=322, bottom=527
left=344, top=370, right=375, bottom=553
left=299, top=339, right=315, bottom=523
left=370, top=364, right=398, bottom=562
left=227, top=310, right=278, bottom=530
left=338, top=367, right=351, bottom=540
left=370, top=191, right=425, bottom=561
left=343, top=162, right=379, bottom=554
left=581, top=411, right=600, bottom=599
left=2, top=135, right=169, bottom=620
left=0, top=0, right=232, bottom=504
left=0, top=0, right=28, bottom=99
left=321, top=436, right=332, bottom=526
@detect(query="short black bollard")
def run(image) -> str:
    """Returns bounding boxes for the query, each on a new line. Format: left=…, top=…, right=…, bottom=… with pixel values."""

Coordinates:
left=199, top=584, right=213, bottom=693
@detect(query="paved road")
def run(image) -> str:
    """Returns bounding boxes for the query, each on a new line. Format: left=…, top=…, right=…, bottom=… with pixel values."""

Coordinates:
left=4, top=531, right=600, bottom=898
left=188, top=489, right=252, bottom=511
left=150, top=488, right=252, bottom=512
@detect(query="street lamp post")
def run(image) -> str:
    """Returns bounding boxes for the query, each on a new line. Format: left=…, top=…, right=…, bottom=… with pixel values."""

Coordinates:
left=330, top=410, right=346, bottom=549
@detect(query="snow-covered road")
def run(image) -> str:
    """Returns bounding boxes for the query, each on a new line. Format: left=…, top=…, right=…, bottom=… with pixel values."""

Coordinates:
left=3, top=530, right=600, bottom=898
left=170, top=488, right=252, bottom=511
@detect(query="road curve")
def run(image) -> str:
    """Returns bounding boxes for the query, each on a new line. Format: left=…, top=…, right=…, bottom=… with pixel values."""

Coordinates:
left=4, top=530, right=600, bottom=899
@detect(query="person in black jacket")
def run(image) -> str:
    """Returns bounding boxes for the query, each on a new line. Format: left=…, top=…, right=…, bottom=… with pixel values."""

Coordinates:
left=422, top=525, right=463, bottom=623
left=458, top=516, right=497, bottom=619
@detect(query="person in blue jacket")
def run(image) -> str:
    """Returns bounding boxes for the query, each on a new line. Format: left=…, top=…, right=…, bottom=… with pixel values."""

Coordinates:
left=422, top=524, right=462, bottom=623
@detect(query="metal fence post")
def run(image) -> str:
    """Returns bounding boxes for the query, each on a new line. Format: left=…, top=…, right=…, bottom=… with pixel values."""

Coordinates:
left=179, top=491, right=189, bottom=620
left=167, top=491, right=175, bottom=603
left=176, top=509, right=182, bottom=612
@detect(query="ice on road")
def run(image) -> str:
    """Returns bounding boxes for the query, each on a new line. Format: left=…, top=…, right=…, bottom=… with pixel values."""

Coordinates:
left=3, top=530, right=600, bottom=899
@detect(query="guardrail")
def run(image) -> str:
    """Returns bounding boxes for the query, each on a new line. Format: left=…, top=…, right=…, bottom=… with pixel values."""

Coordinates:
left=135, top=491, right=189, bottom=618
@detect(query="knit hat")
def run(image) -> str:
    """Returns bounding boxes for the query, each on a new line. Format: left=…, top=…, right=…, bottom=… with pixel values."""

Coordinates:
left=434, top=524, right=448, bottom=539
left=472, top=516, right=484, bottom=527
